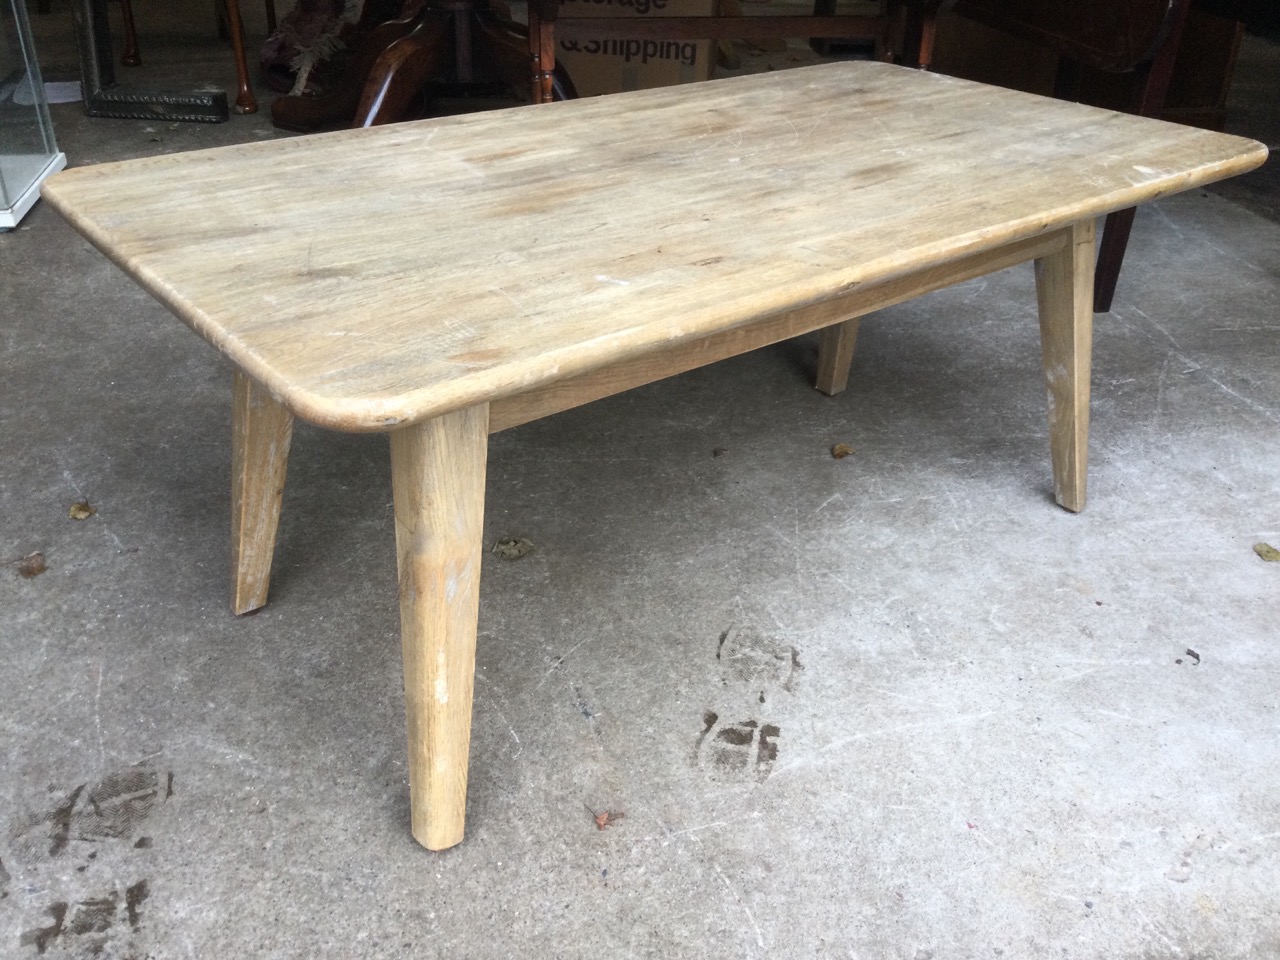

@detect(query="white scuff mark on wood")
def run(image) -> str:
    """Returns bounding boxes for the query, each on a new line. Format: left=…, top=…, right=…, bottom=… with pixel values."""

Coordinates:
left=594, top=274, right=630, bottom=286
left=435, top=649, right=449, bottom=704
left=488, top=285, right=527, bottom=311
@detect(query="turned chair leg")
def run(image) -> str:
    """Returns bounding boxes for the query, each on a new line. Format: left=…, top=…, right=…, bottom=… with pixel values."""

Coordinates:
left=527, top=0, right=556, bottom=104
left=223, top=0, right=258, bottom=113
left=114, top=0, right=256, bottom=112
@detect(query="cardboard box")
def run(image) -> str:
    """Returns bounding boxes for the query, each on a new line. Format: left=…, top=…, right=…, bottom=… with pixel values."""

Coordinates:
left=555, top=0, right=717, bottom=98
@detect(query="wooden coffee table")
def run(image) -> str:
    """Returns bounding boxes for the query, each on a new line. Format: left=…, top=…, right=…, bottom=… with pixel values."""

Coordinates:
left=42, top=62, right=1266, bottom=850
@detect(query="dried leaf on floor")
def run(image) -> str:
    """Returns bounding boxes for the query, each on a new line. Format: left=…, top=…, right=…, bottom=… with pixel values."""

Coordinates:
left=492, top=537, right=534, bottom=560
left=831, top=443, right=855, bottom=460
left=69, top=500, right=97, bottom=521
left=586, top=805, right=625, bottom=831
left=1253, top=542, right=1280, bottom=562
left=15, top=552, right=47, bottom=578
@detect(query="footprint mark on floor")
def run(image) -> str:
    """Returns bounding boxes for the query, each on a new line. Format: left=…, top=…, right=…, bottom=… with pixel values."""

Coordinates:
left=10, top=767, right=167, bottom=864
left=18, top=881, right=148, bottom=956
left=716, top=625, right=803, bottom=697
left=695, top=711, right=781, bottom=782
left=8, top=765, right=168, bottom=956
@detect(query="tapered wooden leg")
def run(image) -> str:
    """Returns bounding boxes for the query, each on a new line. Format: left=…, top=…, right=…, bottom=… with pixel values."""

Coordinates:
left=1092, top=207, right=1137, bottom=313
left=231, top=370, right=293, bottom=614
left=390, top=404, right=489, bottom=851
left=814, top=318, right=860, bottom=396
left=1034, top=219, right=1095, bottom=513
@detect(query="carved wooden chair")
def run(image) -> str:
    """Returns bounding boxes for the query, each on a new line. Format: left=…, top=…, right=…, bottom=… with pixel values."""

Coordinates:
left=270, top=0, right=579, bottom=131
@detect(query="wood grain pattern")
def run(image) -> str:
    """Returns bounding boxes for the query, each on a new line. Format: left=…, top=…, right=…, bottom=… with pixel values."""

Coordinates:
left=1035, top=219, right=1096, bottom=512
left=42, top=62, right=1265, bottom=433
left=488, top=229, right=1071, bottom=432
left=390, top=403, right=489, bottom=850
left=230, top=370, right=294, bottom=614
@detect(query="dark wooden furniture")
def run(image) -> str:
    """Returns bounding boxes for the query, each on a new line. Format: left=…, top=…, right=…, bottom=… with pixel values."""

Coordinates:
left=1158, top=8, right=1243, bottom=131
left=919, top=0, right=1194, bottom=312
left=111, top=0, right=274, bottom=113
left=271, top=0, right=923, bottom=130
left=523, top=0, right=910, bottom=104
left=271, top=0, right=580, bottom=131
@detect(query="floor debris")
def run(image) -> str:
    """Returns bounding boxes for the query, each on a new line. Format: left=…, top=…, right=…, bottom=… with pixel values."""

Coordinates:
left=492, top=537, right=534, bottom=560
left=14, top=552, right=47, bottom=578
left=1253, top=542, right=1280, bottom=562
left=585, top=805, right=625, bottom=831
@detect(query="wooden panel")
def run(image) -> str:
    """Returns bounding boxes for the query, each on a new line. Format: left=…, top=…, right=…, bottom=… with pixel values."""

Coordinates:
left=42, top=62, right=1266, bottom=432
left=488, top=228, right=1071, bottom=432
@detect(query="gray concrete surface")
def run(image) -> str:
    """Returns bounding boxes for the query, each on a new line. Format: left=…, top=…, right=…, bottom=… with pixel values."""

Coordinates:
left=2, top=4, right=1279, bottom=958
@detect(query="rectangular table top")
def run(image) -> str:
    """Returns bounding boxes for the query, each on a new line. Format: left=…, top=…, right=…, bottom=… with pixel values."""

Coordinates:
left=43, top=62, right=1266, bottom=432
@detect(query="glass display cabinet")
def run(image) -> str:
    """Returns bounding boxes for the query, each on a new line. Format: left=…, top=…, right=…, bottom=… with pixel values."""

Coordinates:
left=2, top=0, right=65, bottom=229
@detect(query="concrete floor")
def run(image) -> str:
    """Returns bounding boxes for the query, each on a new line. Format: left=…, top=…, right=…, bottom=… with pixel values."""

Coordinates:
left=2, top=4, right=1279, bottom=958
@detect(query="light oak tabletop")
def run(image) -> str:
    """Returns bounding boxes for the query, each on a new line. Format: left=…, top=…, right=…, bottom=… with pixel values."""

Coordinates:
left=43, top=61, right=1266, bottom=431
